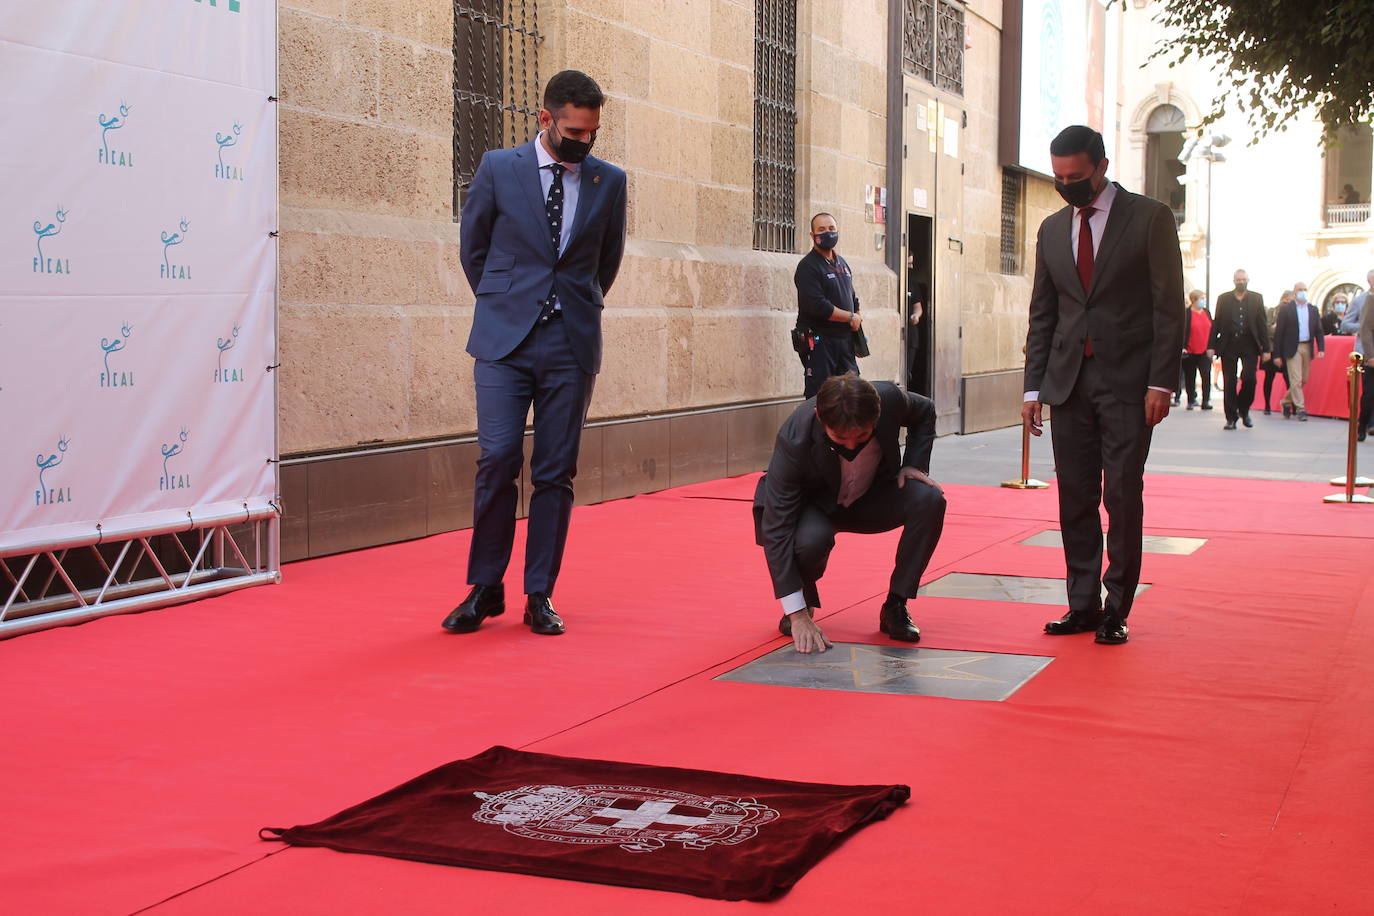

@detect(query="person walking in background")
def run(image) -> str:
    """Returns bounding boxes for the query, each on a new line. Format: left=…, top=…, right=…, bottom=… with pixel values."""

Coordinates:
left=1260, top=290, right=1293, bottom=415
left=1022, top=125, right=1184, bottom=646
left=1340, top=269, right=1374, bottom=335
left=1274, top=280, right=1326, bottom=421
left=443, top=70, right=628, bottom=638
left=1181, top=290, right=1213, bottom=410
left=794, top=213, right=862, bottom=398
left=1208, top=269, right=1269, bottom=430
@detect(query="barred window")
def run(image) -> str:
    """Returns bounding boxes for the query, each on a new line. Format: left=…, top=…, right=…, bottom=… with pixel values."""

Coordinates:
left=453, top=1, right=542, bottom=217
left=753, top=0, right=798, bottom=253
left=999, top=168, right=1025, bottom=275
left=903, top=0, right=964, bottom=96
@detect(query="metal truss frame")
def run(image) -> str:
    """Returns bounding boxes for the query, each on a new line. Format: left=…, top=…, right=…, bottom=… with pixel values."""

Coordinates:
left=0, top=505, right=279, bottom=640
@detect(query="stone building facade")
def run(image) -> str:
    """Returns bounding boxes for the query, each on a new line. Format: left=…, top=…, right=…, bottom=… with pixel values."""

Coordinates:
left=276, top=0, right=1040, bottom=560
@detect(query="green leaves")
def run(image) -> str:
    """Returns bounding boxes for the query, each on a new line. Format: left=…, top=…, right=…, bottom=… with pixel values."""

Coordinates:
left=1142, top=0, right=1374, bottom=143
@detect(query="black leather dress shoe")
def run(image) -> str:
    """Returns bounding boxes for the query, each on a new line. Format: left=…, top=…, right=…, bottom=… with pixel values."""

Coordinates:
left=1242, top=415, right=1254, bottom=428
left=1201, top=403, right=1213, bottom=410
left=1223, top=420, right=1237, bottom=430
left=442, top=584, right=504, bottom=633
left=878, top=599, right=921, bottom=642
left=1359, top=428, right=1367, bottom=442
left=1282, top=405, right=1292, bottom=419
left=524, top=593, right=565, bottom=635
left=1044, top=610, right=1103, bottom=635
left=1095, top=617, right=1130, bottom=645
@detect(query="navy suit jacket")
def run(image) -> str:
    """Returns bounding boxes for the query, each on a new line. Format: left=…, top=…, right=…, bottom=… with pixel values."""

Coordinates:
left=460, top=139, right=628, bottom=373
left=1272, top=301, right=1325, bottom=360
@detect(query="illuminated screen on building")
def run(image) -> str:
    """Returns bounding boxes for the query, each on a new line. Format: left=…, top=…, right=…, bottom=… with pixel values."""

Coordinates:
left=1002, top=0, right=1120, bottom=177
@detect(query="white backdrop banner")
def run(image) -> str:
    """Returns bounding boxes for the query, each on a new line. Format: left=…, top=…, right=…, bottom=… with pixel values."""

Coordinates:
left=0, top=1, right=277, bottom=551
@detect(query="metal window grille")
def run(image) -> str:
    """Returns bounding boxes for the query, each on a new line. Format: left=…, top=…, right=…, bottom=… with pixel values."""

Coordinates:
left=999, top=168, right=1024, bottom=275
left=904, top=0, right=964, bottom=96
left=753, top=0, right=798, bottom=253
left=453, top=1, right=542, bottom=217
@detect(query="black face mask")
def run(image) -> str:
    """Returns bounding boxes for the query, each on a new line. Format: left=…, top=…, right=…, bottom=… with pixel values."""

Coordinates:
left=548, top=123, right=594, bottom=164
left=1054, top=175, right=1100, bottom=209
left=815, top=231, right=839, bottom=251
left=824, top=434, right=869, bottom=462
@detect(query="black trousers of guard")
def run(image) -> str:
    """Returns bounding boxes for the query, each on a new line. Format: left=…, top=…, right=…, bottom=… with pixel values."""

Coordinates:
left=1049, top=357, right=1153, bottom=621
left=792, top=478, right=946, bottom=609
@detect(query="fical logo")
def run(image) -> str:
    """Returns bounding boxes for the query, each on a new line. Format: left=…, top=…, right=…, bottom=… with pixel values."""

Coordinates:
left=32, top=207, right=70, bottom=274
left=100, top=322, right=134, bottom=388
left=36, top=435, right=72, bottom=506
left=159, top=427, right=191, bottom=492
left=215, top=122, right=244, bottom=182
left=215, top=325, right=243, bottom=383
left=160, top=218, right=192, bottom=280
left=98, top=101, right=133, bottom=168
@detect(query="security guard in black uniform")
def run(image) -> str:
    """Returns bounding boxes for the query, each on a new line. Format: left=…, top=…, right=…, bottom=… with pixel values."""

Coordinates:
left=793, top=212, right=862, bottom=398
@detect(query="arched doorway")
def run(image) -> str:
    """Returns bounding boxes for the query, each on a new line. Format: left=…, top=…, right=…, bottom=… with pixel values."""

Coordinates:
left=1145, top=104, right=1186, bottom=225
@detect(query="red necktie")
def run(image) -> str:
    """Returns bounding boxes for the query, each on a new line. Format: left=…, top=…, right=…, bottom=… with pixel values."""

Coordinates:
left=1078, top=207, right=1095, bottom=355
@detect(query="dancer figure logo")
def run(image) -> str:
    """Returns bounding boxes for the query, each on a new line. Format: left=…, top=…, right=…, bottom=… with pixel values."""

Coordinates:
left=216, top=325, right=243, bottom=383
left=100, top=323, right=135, bottom=388
left=35, top=436, right=72, bottom=507
left=160, top=218, right=192, bottom=280
left=32, top=207, right=70, bottom=274
left=215, top=122, right=245, bottom=181
left=472, top=784, right=780, bottom=853
left=98, top=101, right=133, bottom=167
left=159, top=428, right=191, bottom=492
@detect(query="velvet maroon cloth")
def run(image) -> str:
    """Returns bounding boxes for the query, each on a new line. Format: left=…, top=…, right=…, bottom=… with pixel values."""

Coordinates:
left=261, top=745, right=909, bottom=901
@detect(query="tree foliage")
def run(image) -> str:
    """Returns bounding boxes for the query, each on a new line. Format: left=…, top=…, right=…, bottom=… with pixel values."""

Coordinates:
left=1143, top=0, right=1374, bottom=142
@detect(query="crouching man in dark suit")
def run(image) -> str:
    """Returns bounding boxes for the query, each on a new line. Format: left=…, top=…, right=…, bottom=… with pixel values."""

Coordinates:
left=753, top=374, right=947, bottom=654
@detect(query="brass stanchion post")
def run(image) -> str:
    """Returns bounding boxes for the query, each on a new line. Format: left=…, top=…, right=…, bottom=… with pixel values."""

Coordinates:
left=1325, top=352, right=1374, bottom=504
left=1002, top=420, right=1049, bottom=489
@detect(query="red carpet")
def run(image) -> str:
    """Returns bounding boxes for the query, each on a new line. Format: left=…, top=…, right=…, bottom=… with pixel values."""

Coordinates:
left=2, top=472, right=1372, bottom=914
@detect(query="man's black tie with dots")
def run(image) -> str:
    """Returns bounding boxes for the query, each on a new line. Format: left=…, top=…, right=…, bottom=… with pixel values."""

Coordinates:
left=546, top=163, right=565, bottom=254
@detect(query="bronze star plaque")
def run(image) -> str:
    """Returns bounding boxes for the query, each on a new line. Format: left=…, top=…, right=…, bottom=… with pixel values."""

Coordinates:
left=916, top=572, right=1149, bottom=605
left=1019, top=529, right=1207, bottom=555
left=715, top=643, right=1054, bottom=701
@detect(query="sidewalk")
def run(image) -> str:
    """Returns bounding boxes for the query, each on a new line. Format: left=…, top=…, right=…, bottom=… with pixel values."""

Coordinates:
left=934, top=396, right=1360, bottom=486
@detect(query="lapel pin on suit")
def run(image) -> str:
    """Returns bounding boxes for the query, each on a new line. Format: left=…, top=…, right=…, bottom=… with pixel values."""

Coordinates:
left=592, top=175, right=600, bottom=184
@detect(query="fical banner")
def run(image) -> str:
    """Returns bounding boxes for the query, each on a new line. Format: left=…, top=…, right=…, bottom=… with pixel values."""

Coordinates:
left=0, top=1, right=277, bottom=551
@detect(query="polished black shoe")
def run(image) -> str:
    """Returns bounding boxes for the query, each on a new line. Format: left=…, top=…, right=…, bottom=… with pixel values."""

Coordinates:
left=524, top=593, right=565, bottom=635
left=1044, top=609, right=1103, bottom=635
left=442, top=584, right=505, bottom=633
left=1201, top=403, right=1213, bottom=410
left=1242, top=415, right=1254, bottom=428
left=1263, top=407, right=1272, bottom=415
left=1282, top=405, right=1292, bottom=419
left=1359, top=428, right=1367, bottom=442
left=878, top=598, right=921, bottom=642
left=1095, top=616, right=1130, bottom=645
left=1223, top=420, right=1237, bottom=430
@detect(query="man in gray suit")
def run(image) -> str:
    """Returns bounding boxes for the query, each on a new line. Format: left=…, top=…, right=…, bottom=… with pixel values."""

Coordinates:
left=1022, top=125, right=1184, bottom=645
left=442, top=70, right=628, bottom=637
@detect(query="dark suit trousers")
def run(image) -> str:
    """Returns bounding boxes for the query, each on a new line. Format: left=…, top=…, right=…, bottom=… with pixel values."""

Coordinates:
left=1361, top=370, right=1374, bottom=433
left=468, top=318, right=595, bottom=595
left=792, top=478, right=946, bottom=608
left=1220, top=345, right=1260, bottom=422
left=1049, top=357, right=1153, bottom=620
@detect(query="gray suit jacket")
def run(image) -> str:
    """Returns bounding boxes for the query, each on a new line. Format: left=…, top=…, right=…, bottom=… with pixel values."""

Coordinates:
left=1024, top=184, right=1185, bottom=404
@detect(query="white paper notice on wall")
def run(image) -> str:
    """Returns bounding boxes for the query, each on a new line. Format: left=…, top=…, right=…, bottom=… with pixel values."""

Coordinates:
left=913, top=188, right=929, bottom=209
left=944, top=119, right=959, bottom=157
left=916, top=104, right=928, bottom=132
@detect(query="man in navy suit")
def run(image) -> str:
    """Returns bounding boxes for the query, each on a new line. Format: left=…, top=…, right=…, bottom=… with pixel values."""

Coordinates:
left=443, top=70, right=627, bottom=637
